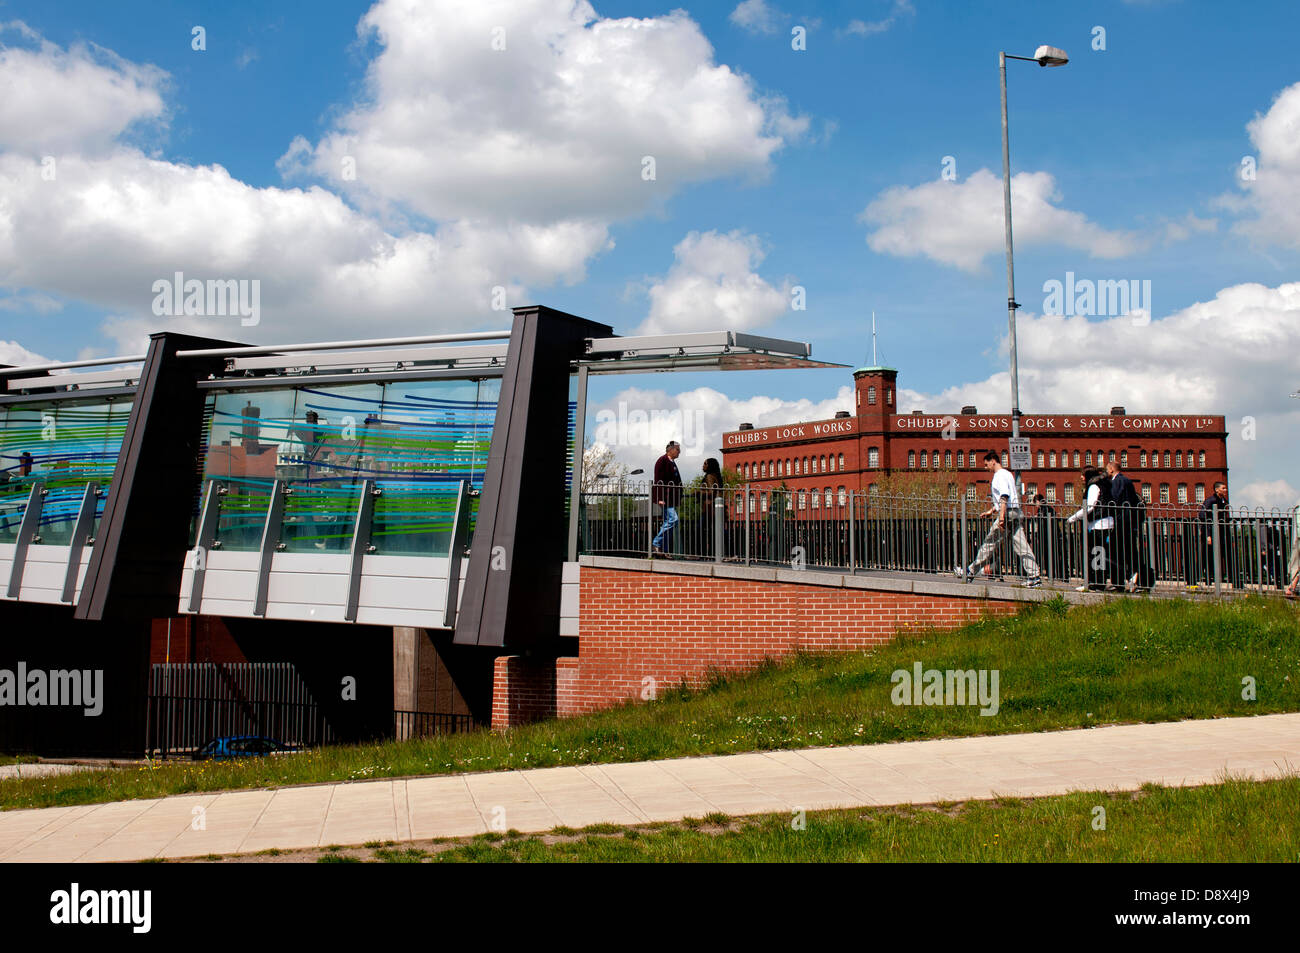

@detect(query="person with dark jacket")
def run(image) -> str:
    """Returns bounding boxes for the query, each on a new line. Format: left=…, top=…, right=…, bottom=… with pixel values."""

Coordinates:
left=1067, top=467, right=1114, bottom=591
left=651, top=441, right=682, bottom=556
left=1198, top=482, right=1234, bottom=587
left=695, top=457, right=723, bottom=557
left=1106, top=459, right=1149, bottom=591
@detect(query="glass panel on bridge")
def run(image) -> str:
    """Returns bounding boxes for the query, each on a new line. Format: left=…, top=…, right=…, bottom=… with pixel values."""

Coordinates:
left=0, top=397, right=132, bottom=544
left=194, top=378, right=501, bottom=556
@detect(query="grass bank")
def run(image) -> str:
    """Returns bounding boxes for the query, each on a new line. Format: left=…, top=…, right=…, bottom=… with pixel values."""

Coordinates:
left=186, top=776, right=1300, bottom=863
left=4, top=596, right=1298, bottom=811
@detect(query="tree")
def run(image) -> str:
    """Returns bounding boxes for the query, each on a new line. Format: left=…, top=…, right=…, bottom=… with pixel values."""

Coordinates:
left=580, top=439, right=628, bottom=494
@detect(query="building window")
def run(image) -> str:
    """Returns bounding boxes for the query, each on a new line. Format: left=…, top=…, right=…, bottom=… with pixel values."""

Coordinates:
left=760, top=461, right=766, bottom=478
left=1198, top=450, right=1206, bottom=468
left=1046, top=484, right=1058, bottom=503
left=1177, top=484, right=1188, bottom=504
left=1109, top=450, right=1116, bottom=463
left=868, top=447, right=880, bottom=468
left=1160, top=483, right=1170, bottom=503
left=1164, top=451, right=1172, bottom=468
left=868, top=483, right=879, bottom=499
left=1175, top=451, right=1183, bottom=469
left=811, top=488, right=819, bottom=509
left=825, top=487, right=833, bottom=508
left=1140, top=451, right=1147, bottom=468
left=828, top=455, right=836, bottom=473
left=820, top=455, right=827, bottom=472
left=969, top=451, right=977, bottom=468
left=1063, top=484, right=1074, bottom=504
left=908, top=450, right=915, bottom=469
left=1025, top=483, right=1038, bottom=501
left=837, top=486, right=846, bottom=506
left=1085, top=451, right=1092, bottom=466
left=776, top=460, right=783, bottom=477
left=966, top=484, right=977, bottom=501
left=798, top=490, right=806, bottom=510
left=760, top=494, right=768, bottom=513
left=867, top=386, right=876, bottom=405
left=944, top=450, right=952, bottom=469
left=856, top=390, right=860, bottom=407
left=736, top=496, right=743, bottom=513
left=1142, top=485, right=1152, bottom=504
left=838, top=453, right=845, bottom=471
left=1195, top=484, right=1205, bottom=502
left=1036, top=451, right=1045, bottom=468
left=885, top=388, right=892, bottom=404
left=1121, top=450, right=1129, bottom=468
left=933, top=451, right=942, bottom=468
left=1049, top=452, right=1058, bottom=469
left=1000, top=451, right=1009, bottom=467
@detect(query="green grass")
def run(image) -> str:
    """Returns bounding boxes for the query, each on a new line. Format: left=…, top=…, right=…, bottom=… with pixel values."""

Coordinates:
left=2, top=597, right=1297, bottom=812
left=420, top=777, right=1300, bottom=863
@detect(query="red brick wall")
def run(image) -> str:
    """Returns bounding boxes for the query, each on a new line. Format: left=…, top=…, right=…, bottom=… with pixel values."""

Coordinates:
left=491, top=567, right=1021, bottom=727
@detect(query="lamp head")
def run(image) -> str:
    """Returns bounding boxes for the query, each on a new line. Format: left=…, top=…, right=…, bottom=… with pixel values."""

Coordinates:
left=1033, top=45, right=1069, bottom=66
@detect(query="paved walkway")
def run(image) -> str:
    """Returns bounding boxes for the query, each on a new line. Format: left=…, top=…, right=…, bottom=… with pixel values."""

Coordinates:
left=2, top=713, right=1298, bottom=862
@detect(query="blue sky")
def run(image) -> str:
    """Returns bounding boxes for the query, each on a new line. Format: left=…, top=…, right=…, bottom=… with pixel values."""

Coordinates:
left=1, top=0, right=1298, bottom=504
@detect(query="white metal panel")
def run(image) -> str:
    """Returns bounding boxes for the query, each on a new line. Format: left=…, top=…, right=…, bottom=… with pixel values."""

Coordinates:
left=356, top=574, right=447, bottom=612
left=361, top=554, right=452, bottom=579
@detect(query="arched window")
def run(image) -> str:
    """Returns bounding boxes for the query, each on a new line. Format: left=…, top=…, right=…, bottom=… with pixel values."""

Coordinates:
left=931, top=451, right=940, bottom=468
left=908, top=450, right=916, bottom=468
left=867, top=386, right=876, bottom=405
left=968, top=451, right=977, bottom=468
left=838, top=453, right=844, bottom=471
left=1047, top=484, right=1058, bottom=503
left=1121, top=450, right=1128, bottom=468
left=811, top=488, right=819, bottom=509
left=868, top=447, right=880, bottom=467
left=966, top=484, right=978, bottom=501
left=1084, top=451, right=1092, bottom=466
left=1195, top=484, right=1205, bottom=502
left=824, top=487, right=833, bottom=508
left=1140, top=451, right=1147, bottom=468
left=1198, top=450, right=1206, bottom=468
left=1163, top=451, right=1171, bottom=468
left=1177, top=484, right=1188, bottom=503
left=1159, top=483, right=1170, bottom=503
left=820, top=455, right=827, bottom=472
left=944, top=450, right=952, bottom=468
left=798, top=490, right=806, bottom=510
left=837, top=486, right=846, bottom=506
left=1142, top=485, right=1152, bottom=503
left=1037, top=451, right=1045, bottom=468
left=760, top=461, right=766, bottom=478
left=1049, top=452, right=1058, bottom=469
left=918, top=448, right=926, bottom=468
left=1000, top=451, right=1009, bottom=467
left=1072, top=450, right=1080, bottom=468
left=885, top=388, right=892, bottom=404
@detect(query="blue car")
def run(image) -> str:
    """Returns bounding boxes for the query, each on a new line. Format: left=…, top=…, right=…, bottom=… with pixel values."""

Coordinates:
left=192, top=736, right=296, bottom=760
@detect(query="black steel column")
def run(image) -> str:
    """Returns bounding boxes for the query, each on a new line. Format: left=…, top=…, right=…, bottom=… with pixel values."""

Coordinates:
left=453, top=306, right=612, bottom=648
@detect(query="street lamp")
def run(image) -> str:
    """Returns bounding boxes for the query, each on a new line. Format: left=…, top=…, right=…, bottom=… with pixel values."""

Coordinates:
left=1000, top=44, right=1068, bottom=479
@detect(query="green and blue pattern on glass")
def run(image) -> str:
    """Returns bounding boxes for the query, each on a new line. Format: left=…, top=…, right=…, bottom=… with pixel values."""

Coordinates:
left=0, top=399, right=132, bottom=545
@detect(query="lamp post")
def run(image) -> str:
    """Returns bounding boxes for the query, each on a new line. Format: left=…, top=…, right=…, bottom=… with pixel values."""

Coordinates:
left=1000, top=44, right=1068, bottom=484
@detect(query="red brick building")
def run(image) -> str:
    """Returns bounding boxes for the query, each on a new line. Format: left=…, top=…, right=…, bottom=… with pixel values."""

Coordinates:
left=721, top=366, right=1228, bottom=510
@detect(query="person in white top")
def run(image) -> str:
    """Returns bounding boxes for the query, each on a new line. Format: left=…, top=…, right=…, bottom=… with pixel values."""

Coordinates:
left=1067, top=466, right=1114, bottom=591
left=958, top=452, right=1042, bottom=588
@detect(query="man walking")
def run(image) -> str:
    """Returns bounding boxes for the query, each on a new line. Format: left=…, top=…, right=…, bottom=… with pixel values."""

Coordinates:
left=1106, top=459, right=1149, bottom=591
left=957, top=452, right=1042, bottom=588
left=1198, top=481, right=1234, bottom=587
left=651, top=440, right=683, bottom=557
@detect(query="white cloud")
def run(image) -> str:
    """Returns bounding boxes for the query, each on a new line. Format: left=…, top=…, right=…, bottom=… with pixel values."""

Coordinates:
left=730, top=0, right=783, bottom=35
left=0, top=21, right=166, bottom=155
left=1163, top=212, right=1217, bottom=244
left=843, top=0, right=914, bottom=37
left=281, top=0, right=806, bottom=224
left=635, top=230, right=792, bottom=335
left=1236, top=479, right=1298, bottom=511
left=1224, top=81, right=1300, bottom=250
left=0, top=9, right=807, bottom=353
left=0, top=338, right=47, bottom=365
left=862, top=169, right=1145, bottom=271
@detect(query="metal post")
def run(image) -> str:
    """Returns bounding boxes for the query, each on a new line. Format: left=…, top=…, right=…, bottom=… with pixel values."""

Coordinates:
left=848, top=490, right=856, bottom=574
left=253, top=479, right=287, bottom=617
left=7, top=481, right=46, bottom=598
left=443, top=480, right=474, bottom=627
left=744, top=483, right=751, bottom=566
left=1045, top=505, right=1054, bottom=583
left=567, top=363, right=589, bottom=562
left=61, top=482, right=101, bottom=603
left=344, top=479, right=378, bottom=623
left=1212, top=510, right=1222, bottom=597
left=1256, top=517, right=1264, bottom=592
left=714, top=496, right=724, bottom=564
left=1000, top=51, right=1022, bottom=490
left=187, top=479, right=224, bottom=613
left=960, top=493, right=968, bottom=581
left=1146, top=513, right=1157, bottom=589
